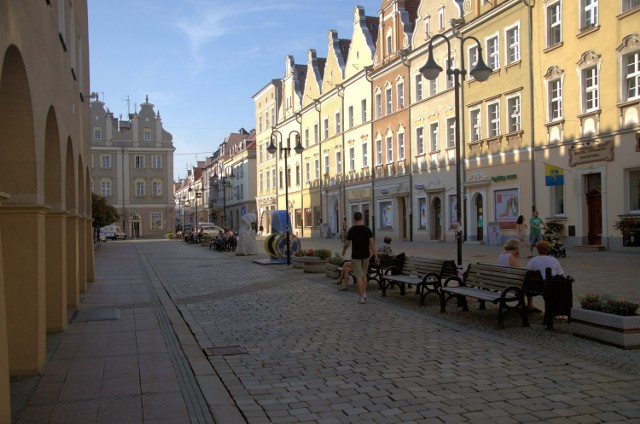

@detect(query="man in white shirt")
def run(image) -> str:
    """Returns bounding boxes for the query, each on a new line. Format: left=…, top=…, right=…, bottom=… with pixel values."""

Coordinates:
left=527, top=240, right=564, bottom=277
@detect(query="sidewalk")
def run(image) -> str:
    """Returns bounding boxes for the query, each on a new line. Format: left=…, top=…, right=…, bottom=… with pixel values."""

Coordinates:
left=11, top=238, right=640, bottom=423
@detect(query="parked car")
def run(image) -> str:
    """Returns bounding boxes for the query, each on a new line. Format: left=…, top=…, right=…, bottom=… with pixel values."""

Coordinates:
left=197, top=222, right=224, bottom=236
left=100, top=225, right=126, bottom=240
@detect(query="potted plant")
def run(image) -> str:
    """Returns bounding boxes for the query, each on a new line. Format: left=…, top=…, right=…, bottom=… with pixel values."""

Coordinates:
left=292, top=249, right=307, bottom=269
left=301, top=248, right=332, bottom=273
left=325, top=253, right=345, bottom=279
left=614, top=216, right=640, bottom=247
left=571, top=293, right=640, bottom=349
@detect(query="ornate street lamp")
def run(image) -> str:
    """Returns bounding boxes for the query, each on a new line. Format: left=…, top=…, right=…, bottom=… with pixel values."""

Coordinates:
left=188, top=185, right=205, bottom=228
left=212, top=164, right=234, bottom=227
left=267, top=129, right=304, bottom=265
left=419, top=33, right=491, bottom=266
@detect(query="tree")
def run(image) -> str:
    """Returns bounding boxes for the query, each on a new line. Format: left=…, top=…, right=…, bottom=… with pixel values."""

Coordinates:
left=91, top=193, right=120, bottom=239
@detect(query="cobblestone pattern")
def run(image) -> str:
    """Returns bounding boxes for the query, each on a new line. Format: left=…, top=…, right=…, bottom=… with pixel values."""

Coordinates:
left=143, top=242, right=640, bottom=424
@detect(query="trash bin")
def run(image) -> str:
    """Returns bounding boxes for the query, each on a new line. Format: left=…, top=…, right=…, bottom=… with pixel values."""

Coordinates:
left=543, top=268, right=574, bottom=330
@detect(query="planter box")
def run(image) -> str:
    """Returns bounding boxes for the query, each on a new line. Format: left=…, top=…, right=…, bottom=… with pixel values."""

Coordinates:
left=325, top=263, right=340, bottom=279
left=301, top=257, right=328, bottom=273
left=291, top=257, right=304, bottom=269
left=571, top=308, right=640, bottom=349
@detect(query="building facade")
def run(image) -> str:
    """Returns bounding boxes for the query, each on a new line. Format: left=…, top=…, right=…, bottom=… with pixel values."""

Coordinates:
left=254, top=0, right=640, bottom=250
left=0, top=0, right=92, bottom=419
left=90, top=97, right=176, bottom=238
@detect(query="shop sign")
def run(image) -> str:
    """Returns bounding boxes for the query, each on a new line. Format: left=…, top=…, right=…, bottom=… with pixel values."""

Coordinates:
left=569, top=139, right=613, bottom=166
left=346, top=187, right=371, bottom=201
left=490, top=174, right=517, bottom=182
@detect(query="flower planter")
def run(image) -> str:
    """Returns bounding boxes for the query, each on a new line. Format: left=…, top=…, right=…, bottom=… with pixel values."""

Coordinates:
left=571, top=308, right=640, bottom=349
left=291, top=257, right=304, bottom=269
left=301, top=257, right=328, bottom=273
left=622, top=229, right=640, bottom=247
left=325, top=263, right=340, bottom=279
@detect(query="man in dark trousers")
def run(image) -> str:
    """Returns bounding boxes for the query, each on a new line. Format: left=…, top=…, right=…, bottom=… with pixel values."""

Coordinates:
left=342, top=211, right=378, bottom=304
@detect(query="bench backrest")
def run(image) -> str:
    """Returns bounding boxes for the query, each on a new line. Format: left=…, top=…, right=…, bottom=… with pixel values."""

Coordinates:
left=465, top=263, right=541, bottom=292
left=402, top=256, right=457, bottom=279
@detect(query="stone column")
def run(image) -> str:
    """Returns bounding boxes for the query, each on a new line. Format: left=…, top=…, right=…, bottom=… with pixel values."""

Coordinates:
left=0, top=204, right=47, bottom=375
left=0, top=192, right=11, bottom=422
left=78, top=218, right=87, bottom=294
left=85, top=218, right=95, bottom=283
left=45, top=211, right=68, bottom=332
left=66, top=215, right=79, bottom=309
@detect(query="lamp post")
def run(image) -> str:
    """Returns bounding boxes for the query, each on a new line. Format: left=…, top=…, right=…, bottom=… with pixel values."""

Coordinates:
left=212, top=165, right=234, bottom=228
left=267, top=129, right=304, bottom=265
left=175, top=195, right=183, bottom=232
left=188, top=185, right=205, bottom=227
left=419, top=33, right=492, bottom=266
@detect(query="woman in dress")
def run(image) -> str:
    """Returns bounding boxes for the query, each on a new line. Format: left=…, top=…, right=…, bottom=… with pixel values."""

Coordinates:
left=515, top=215, right=529, bottom=257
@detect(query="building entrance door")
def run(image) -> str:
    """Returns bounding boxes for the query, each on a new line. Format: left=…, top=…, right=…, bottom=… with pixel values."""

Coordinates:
left=586, top=173, right=602, bottom=245
left=475, top=195, right=484, bottom=242
left=433, top=197, right=442, bottom=240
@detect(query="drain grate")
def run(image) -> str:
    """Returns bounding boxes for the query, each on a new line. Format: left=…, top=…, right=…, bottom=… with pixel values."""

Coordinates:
left=204, top=345, right=247, bottom=356
left=70, top=308, right=121, bottom=322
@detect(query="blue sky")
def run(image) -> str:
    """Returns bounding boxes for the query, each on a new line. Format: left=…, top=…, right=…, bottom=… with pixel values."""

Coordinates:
left=88, top=0, right=382, bottom=181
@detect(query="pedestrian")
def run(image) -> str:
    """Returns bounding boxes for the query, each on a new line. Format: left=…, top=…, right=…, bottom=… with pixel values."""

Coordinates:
left=515, top=215, right=529, bottom=257
left=528, top=210, right=544, bottom=258
left=340, top=217, right=348, bottom=243
left=341, top=211, right=378, bottom=304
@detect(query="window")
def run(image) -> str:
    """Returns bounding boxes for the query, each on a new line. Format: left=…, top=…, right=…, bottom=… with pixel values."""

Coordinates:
left=100, top=154, right=111, bottom=169
left=260, top=172, right=264, bottom=192
left=335, top=112, right=341, bottom=133
left=397, top=81, right=404, bottom=109
left=416, top=127, right=424, bottom=155
left=348, top=106, right=354, bottom=129
left=429, top=122, right=439, bottom=152
left=386, top=33, right=392, bottom=55
left=547, top=2, right=562, bottom=47
left=486, top=35, right=499, bottom=70
left=361, top=99, right=367, bottom=123
left=335, top=151, right=342, bottom=174
left=151, top=155, right=162, bottom=169
left=429, top=78, right=438, bottom=97
left=470, top=108, right=481, bottom=142
left=376, top=138, right=383, bottom=165
left=93, top=127, right=101, bottom=140
left=438, top=7, right=445, bottom=30
left=548, top=78, right=563, bottom=121
left=295, top=164, right=300, bottom=185
left=152, top=180, right=162, bottom=196
left=386, top=135, right=393, bottom=164
left=314, top=123, right=319, bottom=144
left=625, top=50, right=640, bottom=101
left=380, top=200, right=392, bottom=229
left=295, top=209, right=302, bottom=228
left=324, top=155, right=329, bottom=175
left=144, top=128, right=151, bottom=141
left=415, top=74, right=423, bottom=101
left=446, top=117, right=456, bottom=148
left=487, top=102, right=500, bottom=138
left=507, top=96, right=521, bottom=133
left=582, top=0, right=598, bottom=28
left=266, top=170, right=270, bottom=191
left=287, top=167, right=291, bottom=188
left=135, top=180, right=145, bottom=196
left=398, top=132, right=405, bottom=160
left=583, top=66, right=599, bottom=112
left=506, top=25, right=520, bottom=64
left=305, top=128, right=309, bottom=147
left=623, top=0, right=640, bottom=12
left=314, top=158, right=319, bottom=179
left=323, top=118, right=329, bottom=139
left=305, top=208, right=312, bottom=228
left=305, top=162, right=310, bottom=182
left=375, top=92, right=382, bottom=118
left=551, top=185, right=565, bottom=215
left=101, top=179, right=111, bottom=197
left=349, top=147, right=355, bottom=172
left=446, top=57, right=455, bottom=89
left=629, top=169, right=640, bottom=212
left=425, top=15, right=431, bottom=38
left=468, top=45, right=479, bottom=72
left=385, top=87, right=392, bottom=115
left=362, top=143, right=368, bottom=168
left=279, top=170, right=283, bottom=189
left=135, top=155, right=145, bottom=169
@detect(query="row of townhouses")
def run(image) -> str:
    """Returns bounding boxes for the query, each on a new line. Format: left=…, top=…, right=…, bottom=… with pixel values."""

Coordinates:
left=251, top=0, right=639, bottom=249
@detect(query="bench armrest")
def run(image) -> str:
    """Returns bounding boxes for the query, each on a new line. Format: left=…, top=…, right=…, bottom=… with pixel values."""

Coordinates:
left=443, top=275, right=463, bottom=287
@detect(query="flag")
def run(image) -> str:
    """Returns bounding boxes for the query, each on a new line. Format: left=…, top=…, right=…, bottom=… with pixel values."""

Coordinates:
left=545, top=163, right=564, bottom=186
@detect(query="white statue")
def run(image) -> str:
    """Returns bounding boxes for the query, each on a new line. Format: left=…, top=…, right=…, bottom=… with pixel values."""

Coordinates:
left=236, top=213, right=258, bottom=255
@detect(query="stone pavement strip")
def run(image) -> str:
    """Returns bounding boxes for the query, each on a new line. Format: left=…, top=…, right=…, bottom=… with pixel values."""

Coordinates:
left=11, top=238, right=640, bottom=423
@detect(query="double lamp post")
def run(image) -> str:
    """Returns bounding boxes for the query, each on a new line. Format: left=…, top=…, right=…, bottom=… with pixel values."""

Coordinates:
left=419, top=33, right=492, bottom=266
left=267, top=129, right=303, bottom=266
left=212, top=164, right=234, bottom=228
left=188, top=185, right=205, bottom=227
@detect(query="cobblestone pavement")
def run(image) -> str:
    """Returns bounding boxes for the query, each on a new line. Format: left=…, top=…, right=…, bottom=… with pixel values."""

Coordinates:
left=138, top=238, right=640, bottom=423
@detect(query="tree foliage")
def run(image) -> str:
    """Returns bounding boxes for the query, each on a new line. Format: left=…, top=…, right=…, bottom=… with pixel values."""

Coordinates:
left=91, top=193, right=120, bottom=228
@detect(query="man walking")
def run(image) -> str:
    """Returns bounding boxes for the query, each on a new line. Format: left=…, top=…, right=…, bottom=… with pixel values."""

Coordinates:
left=528, top=210, right=544, bottom=258
left=342, top=211, right=378, bottom=304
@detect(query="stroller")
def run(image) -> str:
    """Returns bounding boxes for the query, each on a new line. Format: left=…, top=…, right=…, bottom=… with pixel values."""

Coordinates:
left=543, top=229, right=566, bottom=257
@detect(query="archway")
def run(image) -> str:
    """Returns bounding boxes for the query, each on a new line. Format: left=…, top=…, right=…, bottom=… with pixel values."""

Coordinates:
left=431, top=196, right=442, bottom=241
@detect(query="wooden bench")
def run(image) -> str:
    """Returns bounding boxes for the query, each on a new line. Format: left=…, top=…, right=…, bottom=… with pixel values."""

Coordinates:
left=380, top=256, right=458, bottom=305
left=440, top=263, right=543, bottom=328
left=338, top=254, right=404, bottom=290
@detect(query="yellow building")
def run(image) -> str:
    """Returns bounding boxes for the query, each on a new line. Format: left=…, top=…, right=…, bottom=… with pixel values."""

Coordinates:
left=0, top=0, right=92, bottom=420
left=531, top=0, right=640, bottom=248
